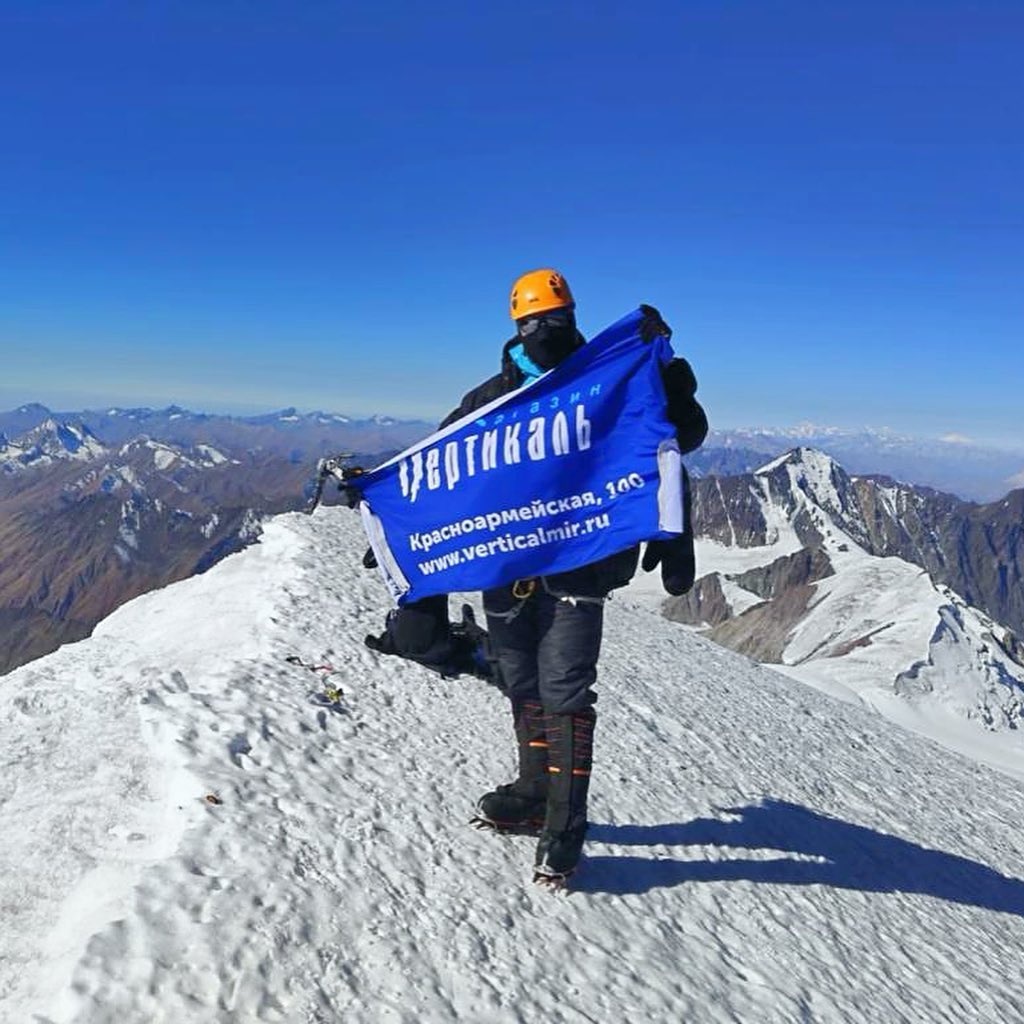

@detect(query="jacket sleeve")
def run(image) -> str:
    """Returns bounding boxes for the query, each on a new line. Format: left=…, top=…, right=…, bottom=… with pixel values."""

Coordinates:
left=440, top=371, right=507, bottom=429
left=661, top=357, right=708, bottom=455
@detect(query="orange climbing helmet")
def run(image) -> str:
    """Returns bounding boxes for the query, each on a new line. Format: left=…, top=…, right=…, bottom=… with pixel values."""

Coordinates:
left=509, top=268, right=575, bottom=321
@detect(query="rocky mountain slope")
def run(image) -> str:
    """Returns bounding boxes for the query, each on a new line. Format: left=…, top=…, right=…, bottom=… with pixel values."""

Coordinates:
left=689, top=447, right=1023, bottom=639
left=0, top=408, right=416, bottom=674
left=663, top=448, right=1024, bottom=762
left=0, top=424, right=278, bottom=672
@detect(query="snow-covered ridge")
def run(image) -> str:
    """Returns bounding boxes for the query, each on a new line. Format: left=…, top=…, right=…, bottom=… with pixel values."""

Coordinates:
left=2, top=510, right=1024, bottom=1022
left=673, top=447, right=1024, bottom=766
left=115, top=437, right=235, bottom=472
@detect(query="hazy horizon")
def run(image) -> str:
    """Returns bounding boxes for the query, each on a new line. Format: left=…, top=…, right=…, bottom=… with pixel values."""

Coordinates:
left=3, top=389, right=1023, bottom=457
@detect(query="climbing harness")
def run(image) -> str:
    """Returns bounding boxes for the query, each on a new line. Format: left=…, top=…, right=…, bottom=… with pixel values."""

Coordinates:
left=490, top=577, right=606, bottom=624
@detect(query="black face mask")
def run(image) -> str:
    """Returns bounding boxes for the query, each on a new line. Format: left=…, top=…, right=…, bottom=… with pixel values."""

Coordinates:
left=517, top=311, right=579, bottom=370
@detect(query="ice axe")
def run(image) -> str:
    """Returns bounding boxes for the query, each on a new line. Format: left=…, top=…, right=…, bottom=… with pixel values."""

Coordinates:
left=304, top=453, right=366, bottom=513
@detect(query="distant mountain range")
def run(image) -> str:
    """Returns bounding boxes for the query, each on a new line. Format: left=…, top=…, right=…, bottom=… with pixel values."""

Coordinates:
left=0, top=402, right=432, bottom=459
left=690, top=424, right=1024, bottom=502
left=5, top=405, right=1019, bottom=501
left=3, top=402, right=1021, bottom=698
left=0, top=404, right=433, bottom=674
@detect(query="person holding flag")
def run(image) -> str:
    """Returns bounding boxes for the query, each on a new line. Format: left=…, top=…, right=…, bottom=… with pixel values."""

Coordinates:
left=346, top=268, right=707, bottom=886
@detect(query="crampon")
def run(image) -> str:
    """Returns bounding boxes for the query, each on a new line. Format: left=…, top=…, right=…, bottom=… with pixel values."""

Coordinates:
left=532, top=866, right=574, bottom=891
left=469, top=815, right=544, bottom=837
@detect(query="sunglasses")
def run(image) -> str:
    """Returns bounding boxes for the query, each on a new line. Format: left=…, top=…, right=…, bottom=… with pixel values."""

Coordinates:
left=516, top=309, right=575, bottom=337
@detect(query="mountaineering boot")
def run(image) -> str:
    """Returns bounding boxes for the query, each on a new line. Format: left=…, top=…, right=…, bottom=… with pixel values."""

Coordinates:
left=472, top=701, right=548, bottom=834
left=534, top=707, right=596, bottom=886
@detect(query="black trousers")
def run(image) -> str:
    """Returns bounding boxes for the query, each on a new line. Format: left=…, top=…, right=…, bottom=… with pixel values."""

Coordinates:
left=483, top=588, right=604, bottom=715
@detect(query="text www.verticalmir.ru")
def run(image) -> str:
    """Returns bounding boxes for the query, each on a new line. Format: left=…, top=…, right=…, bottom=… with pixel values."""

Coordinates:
left=416, top=514, right=611, bottom=576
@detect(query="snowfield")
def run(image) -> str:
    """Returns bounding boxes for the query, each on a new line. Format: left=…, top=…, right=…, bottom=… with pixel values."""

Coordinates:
left=3, top=509, right=1024, bottom=1022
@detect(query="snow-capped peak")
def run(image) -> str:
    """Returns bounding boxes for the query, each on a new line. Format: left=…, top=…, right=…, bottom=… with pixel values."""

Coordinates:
left=750, top=447, right=864, bottom=555
left=0, top=418, right=106, bottom=471
left=755, top=446, right=844, bottom=480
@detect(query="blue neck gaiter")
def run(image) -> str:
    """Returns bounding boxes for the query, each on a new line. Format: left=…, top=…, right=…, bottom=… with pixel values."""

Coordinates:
left=509, top=342, right=545, bottom=384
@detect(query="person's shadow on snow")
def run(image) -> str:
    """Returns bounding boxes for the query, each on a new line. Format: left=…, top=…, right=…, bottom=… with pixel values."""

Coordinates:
left=579, top=798, right=1024, bottom=916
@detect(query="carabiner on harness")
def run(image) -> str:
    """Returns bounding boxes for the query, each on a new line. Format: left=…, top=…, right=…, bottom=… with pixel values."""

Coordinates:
left=511, top=578, right=538, bottom=600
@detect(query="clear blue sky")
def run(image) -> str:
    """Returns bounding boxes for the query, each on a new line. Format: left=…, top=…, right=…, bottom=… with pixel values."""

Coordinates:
left=1, top=2, right=1021, bottom=446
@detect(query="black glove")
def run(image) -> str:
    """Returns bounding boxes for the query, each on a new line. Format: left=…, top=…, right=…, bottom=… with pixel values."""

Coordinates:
left=364, top=629, right=395, bottom=655
left=338, top=466, right=366, bottom=509
left=642, top=535, right=696, bottom=596
left=639, top=304, right=672, bottom=343
left=338, top=485, right=361, bottom=508
left=641, top=540, right=667, bottom=575
left=661, top=357, right=697, bottom=400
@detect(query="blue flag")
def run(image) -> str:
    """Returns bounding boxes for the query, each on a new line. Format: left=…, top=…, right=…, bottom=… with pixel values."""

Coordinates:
left=357, top=308, right=686, bottom=603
